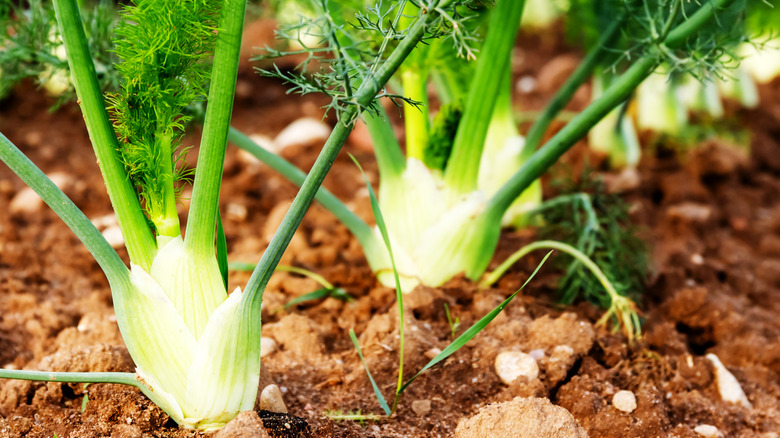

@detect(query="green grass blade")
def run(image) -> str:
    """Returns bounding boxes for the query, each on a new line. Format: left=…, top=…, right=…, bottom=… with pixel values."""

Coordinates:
left=216, top=211, right=229, bottom=291
left=348, top=154, right=406, bottom=410
left=398, top=251, right=552, bottom=394
left=349, top=329, right=391, bottom=416
left=282, top=288, right=352, bottom=310
left=482, top=240, right=640, bottom=342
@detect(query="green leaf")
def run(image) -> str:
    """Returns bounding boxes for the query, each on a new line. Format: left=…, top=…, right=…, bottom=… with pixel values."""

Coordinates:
left=348, top=154, right=406, bottom=410
left=216, top=212, right=229, bottom=291
left=282, top=288, right=353, bottom=310
left=398, top=251, right=552, bottom=394
left=349, top=329, right=391, bottom=416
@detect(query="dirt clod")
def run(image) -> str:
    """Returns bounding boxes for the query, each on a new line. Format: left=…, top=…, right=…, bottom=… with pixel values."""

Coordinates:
left=455, top=397, right=588, bottom=438
left=215, top=411, right=271, bottom=438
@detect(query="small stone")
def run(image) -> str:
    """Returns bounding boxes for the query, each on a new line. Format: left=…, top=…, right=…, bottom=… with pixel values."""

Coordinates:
left=495, top=351, right=539, bottom=385
left=706, top=353, right=752, bottom=409
left=694, top=425, right=723, bottom=438
left=274, top=117, right=331, bottom=150
left=691, top=254, right=704, bottom=265
left=455, top=397, right=587, bottom=438
left=424, top=348, right=442, bottom=360
left=90, top=213, right=118, bottom=229
left=101, top=225, right=125, bottom=248
left=666, top=203, right=712, bottom=224
left=411, top=399, right=431, bottom=417
left=226, top=203, right=248, bottom=222
left=215, top=411, right=271, bottom=438
left=516, top=76, right=537, bottom=93
left=528, top=349, right=545, bottom=361
left=258, top=384, right=287, bottom=413
left=612, top=390, right=637, bottom=413
left=546, top=345, right=576, bottom=386
left=10, top=187, right=44, bottom=214
left=260, top=337, right=277, bottom=358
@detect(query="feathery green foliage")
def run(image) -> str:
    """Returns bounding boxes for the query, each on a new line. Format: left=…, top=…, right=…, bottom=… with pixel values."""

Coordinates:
left=539, top=172, right=648, bottom=307
left=0, top=0, right=118, bottom=102
left=107, top=0, right=220, bottom=237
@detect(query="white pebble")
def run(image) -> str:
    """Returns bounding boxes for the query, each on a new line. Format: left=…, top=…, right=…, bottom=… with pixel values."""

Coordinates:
left=528, top=349, right=546, bottom=360
left=260, top=337, right=277, bottom=358
left=226, top=202, right=248, bottom=222
left=10, top=187, right=44, bottom=214
left=274, top=117, right=331, bottom=150
left=101, top=225, right=125, bottom=248
left=424, top=348, right=442, bottom=360
left=495, top=351, right=539, bottom=385
left=258, top=384, right=287, bottom=413
left=516, top=75, right=537, bottom=93
left=694, top=424, right=723, bottom=438
left=612, top=390, right=637, bottom=413
left=90, top=213, right=118, bottom=229
left=552, top=345, right=574, bottom=356
left=706, top=353, right=752, bottom=409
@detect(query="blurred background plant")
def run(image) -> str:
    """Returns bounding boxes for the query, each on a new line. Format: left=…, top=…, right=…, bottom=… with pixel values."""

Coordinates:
left=0, top=0, right=120, bottom=103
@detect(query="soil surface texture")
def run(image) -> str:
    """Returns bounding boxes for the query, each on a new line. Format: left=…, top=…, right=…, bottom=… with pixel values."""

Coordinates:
left=1, top=31, right=780, bottom=438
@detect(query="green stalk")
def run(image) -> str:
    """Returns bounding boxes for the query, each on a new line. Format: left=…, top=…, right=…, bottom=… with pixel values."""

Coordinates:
left=520, top=13, right=626, bottom=161
left=241, top=0, right=455, bottom=309
left=0, top=133, right=128, bottom=285
left=154, top=132, right=181, bottom=238
left=52, top=0, right=156, bottom=270
left=401, top=69, right=430, bottom=160
left=185, top=0, right=246, bottom=256
left=0, top=367, right=187, bottom=422
left=487, top=0, right=735, bottom=218
left=443, top=0, right=525, bottom=193
left=488, top=56, right=656, bottom=217
left=226, top=127, right=374, bottom=243
left=480, top=240, right=640, bottom=342
left=0, top=369, right=139, bottom=385
left=361, top=107, right=406, bottom=181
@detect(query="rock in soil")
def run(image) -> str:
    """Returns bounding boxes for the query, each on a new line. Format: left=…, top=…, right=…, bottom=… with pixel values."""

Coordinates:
left=214, top=411, right=271, bottom=438
left=455, top=397, right=587, bottom=438
left=495, top=351, right=539, bottom=385
left=411, top=399, right=432, bottom=417
left=706, top=353, right=752, bottom=409
left=693, top=424, right=724, bottom=438
left=611, top=390, right=637, bottom=413
left=259, top=384, right=287, bottom=414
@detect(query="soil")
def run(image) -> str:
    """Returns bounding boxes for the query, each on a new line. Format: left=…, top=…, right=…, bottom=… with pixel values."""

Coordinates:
left=2, top=28, right=780, bottom=438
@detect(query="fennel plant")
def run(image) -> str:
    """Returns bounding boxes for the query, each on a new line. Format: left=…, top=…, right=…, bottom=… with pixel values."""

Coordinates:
left=230, top=0, right=744, bottom=340
left=0, top=0, right=465, bottom=430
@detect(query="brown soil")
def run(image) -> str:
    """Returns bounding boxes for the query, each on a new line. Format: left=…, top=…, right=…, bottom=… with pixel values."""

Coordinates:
left=2, top=30, right=780, bottom=438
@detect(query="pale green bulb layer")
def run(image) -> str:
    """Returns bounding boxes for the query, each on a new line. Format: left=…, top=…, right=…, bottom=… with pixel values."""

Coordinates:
left=364, top=158, right=495, bottom=293
left=111, top=238, right=261, bottom=430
